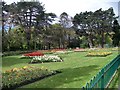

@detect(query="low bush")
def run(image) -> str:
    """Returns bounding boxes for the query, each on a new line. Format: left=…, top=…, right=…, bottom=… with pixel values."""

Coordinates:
left=2, top=50, right=35, bottom=57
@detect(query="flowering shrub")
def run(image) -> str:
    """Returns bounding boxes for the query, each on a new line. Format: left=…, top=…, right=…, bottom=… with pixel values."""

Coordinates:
left=87, top=52, right=112, bottom=57
left=30, top=55, right=63, bottom=63
left=2, top=66, right=56, bottom=89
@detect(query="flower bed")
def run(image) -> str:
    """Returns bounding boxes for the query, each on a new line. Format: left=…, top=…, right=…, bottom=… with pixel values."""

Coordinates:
left=38, top=50, right=53, bottom=54
left=53, top=50, right=74, bottom=54
left=30, top=55, right=63, bottom=63
left=21, top=51, right=44, bottom=59
left=50, top=48, right=66, bottom=53
left=2, top=66, right=57, bottom=89
left=87, top=52, right=112, bottom=57
left=53, top=51, right=67, bottom=54
left=24, top=51, right=44, bottom=56
left=73, top=48, right=86, bottom=52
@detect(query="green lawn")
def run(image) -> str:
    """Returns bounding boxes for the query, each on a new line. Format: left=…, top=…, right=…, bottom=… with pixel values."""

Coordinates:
left=2, top=49, right=118, bottom=88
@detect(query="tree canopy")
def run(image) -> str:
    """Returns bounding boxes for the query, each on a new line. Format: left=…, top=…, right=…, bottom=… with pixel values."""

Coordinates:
left=1, top=1, right=119, bottom=51
left=73, top=8, right=117, bottom=48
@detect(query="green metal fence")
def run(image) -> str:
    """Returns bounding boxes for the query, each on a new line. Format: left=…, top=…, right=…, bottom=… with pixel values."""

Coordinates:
left=83, top=54, right=120, bottom=89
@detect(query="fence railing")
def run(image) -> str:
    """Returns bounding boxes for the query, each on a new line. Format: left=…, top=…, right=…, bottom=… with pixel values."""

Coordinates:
left=83, top=54, right=120, bottom=89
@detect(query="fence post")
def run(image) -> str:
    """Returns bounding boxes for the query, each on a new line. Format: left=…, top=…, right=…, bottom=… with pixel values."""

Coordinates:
left=118, top=68, right=120, bottom=90
left=82, top=87, right=85, bottom=90
left=86, top=83, right=89, bottom=90
left=82, top=55, right=120, bottom=90
left=101, top=68, right=104, bottom=90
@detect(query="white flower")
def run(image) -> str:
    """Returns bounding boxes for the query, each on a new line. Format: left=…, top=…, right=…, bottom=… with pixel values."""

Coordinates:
left=31, top=55, right=63, bottom=63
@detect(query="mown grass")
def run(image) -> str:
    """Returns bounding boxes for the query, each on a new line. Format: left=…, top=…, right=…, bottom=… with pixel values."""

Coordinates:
left=2, top=49, right=118, bottom=88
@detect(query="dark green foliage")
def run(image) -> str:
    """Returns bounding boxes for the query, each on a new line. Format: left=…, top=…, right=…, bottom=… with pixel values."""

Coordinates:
left=2, top=50, right=35, bottom=57
left=67, top=37, right=81, bottom=48
left=2, top=1, right=57, bottom=51
left=2, top=1, right=119, bottom=51
left=112, top=20, right=120, bottom=47
left=73, top=8, right=117, bottom=48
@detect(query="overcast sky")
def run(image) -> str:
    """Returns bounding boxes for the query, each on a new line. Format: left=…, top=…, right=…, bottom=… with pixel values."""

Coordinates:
left=3, top=0, right=120, bottom=17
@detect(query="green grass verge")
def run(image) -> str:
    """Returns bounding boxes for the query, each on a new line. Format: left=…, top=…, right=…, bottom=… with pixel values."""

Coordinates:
left=2, top=49, right=118, bottom=88
left=108, top=68, right=120, bottom=89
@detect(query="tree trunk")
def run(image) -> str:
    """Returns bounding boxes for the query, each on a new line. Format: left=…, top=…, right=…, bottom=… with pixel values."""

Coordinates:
left=88, top=35, right=94, bottom=48
left=101, top=30, right=105, bottom=48
left=2, top=11, right=5, bottom=52
left=34, top=41, right=36, bottom=50
left=27, top=40, right=30, bottom=50
left=58, top=41, right=60, bottom=49
left=58, top=38, right=62, bottom=48
left=48, top=42, right=51, bottom=50
left=2, top=4, right=4, bottom=37
left=68, top=34, right=70, bottom=47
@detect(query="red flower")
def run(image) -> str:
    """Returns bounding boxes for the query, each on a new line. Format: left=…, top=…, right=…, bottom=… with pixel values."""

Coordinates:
left=24, top=51, right=44, bottom=56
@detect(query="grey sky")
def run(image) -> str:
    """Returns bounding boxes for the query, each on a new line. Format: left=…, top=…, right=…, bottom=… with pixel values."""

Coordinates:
left=4, top=0, right=120, bottom=17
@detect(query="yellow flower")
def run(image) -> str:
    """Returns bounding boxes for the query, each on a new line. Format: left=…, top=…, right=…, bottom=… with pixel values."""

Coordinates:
left=23, top=66, right=28, bottom=69
left=12, top=68, right=19, bottom=72
left=5, top=70, right=11, bottom=73
left=8, top=78, right=11, bottom=81
left=16, top=75, right=20, bottom=78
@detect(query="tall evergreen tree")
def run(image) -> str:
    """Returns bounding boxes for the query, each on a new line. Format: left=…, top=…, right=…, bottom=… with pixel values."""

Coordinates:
left=112, top=20, right=120, bottom=46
